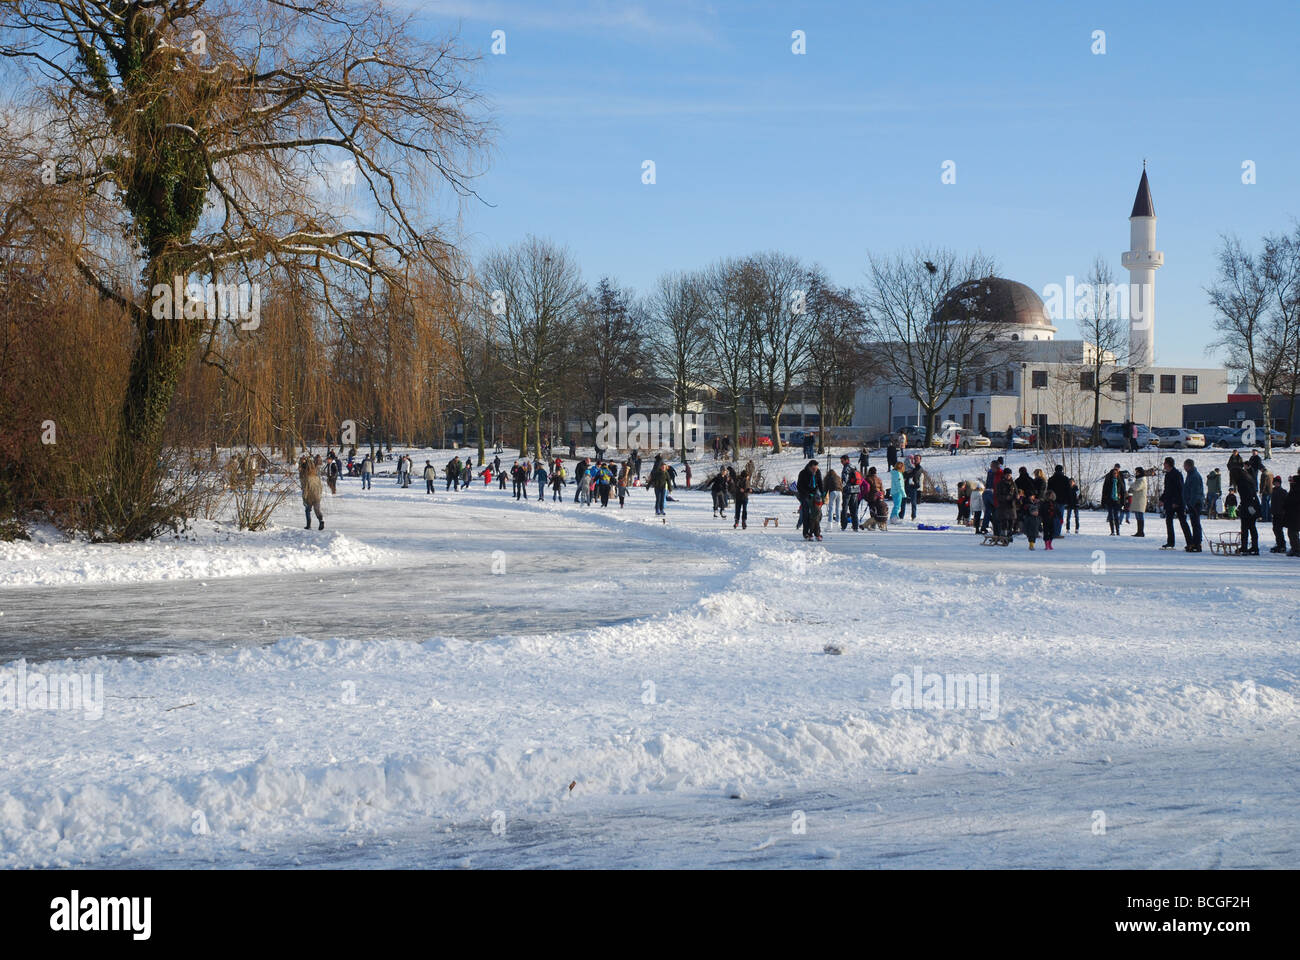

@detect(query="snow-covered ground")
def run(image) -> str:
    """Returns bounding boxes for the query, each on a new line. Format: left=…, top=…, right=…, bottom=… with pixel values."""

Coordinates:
left=1, top=444, right=1297, bottom=868
left=0, top=522, right=389, bottom=588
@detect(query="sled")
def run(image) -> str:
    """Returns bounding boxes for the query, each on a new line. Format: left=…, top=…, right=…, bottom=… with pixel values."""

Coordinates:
left=981, top=534, right=1012, bottom=546
left=1208, top=532, right=1242, bottom=556
left=762, top=517, right=779, bottom=527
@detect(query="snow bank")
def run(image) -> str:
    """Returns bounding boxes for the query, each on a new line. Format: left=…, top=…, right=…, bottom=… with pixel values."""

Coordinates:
left=0, top=524, right=390, bottom=587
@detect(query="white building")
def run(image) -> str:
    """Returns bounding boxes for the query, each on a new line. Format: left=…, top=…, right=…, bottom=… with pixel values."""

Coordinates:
left=852, top=168, right=1230, bottom=436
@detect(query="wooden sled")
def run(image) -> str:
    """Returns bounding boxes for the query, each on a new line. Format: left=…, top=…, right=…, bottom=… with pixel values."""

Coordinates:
left=981, top=534, right=1012, bottom=546
left=1208, top=532, right=1241, bottom=556
left=762, top=517, right=779, bottom=527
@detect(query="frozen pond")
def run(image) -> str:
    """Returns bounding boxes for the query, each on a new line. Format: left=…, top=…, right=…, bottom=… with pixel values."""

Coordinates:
left=0, top=489, right=732, bottom=663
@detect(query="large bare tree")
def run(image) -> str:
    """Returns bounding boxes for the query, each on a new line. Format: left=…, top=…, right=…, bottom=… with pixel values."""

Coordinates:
left=647, top=271, right=708, bottom=462
left=1208, top=231, right=1300, bottom=458
left=1073, top=256, right=1133, bottom=444
left=804, top=278, right=871, bottom=453
left=0, top=0, right=487, bottom=537
left=479, top=236, right=584, bottom=462
left=746, top=251, right=815, bottom=453
left=700, top=257, right=750, bottom=454
left=860, top=249, right=1002, bottom=443
left=574, top=276, right=646, bottom=442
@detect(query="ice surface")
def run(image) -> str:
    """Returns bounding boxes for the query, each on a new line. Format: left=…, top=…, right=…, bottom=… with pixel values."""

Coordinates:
left=1, top=446, right=1296, bottom=868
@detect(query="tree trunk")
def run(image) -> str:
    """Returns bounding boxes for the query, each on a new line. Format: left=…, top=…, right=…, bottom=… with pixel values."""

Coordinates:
left=818, top=382, right=828, bottom=454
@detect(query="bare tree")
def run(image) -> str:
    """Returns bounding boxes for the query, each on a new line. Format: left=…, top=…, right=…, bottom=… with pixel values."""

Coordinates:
left=575, top=277, right=646, bottom=443
left=480, top=237, right=585, bottom=462
left=0, top=0, right=488, bottom=537
left=1207, top=232, right=1300, bottom=458
left=647, top=271, right=708, bottom=462
left=746, top=251, right=815, bottom=453
left=804, top=279, right=871, bottom=453
left=1074, top=256, right=1132, bottom=444
left=860, top=249, right=1002, bottom=443
left=449, top=275, right=504, bottom=465
left=700, top=257, right=750, bottom=453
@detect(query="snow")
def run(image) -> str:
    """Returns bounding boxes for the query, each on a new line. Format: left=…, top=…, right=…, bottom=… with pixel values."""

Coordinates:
left=0, top=522, right=389, bottom=587
left=0, top=444, right=1297, bottom=868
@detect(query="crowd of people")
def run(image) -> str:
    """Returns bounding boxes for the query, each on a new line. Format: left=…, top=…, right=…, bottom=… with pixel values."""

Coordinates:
left=292, top=442, right=1300, bottom=558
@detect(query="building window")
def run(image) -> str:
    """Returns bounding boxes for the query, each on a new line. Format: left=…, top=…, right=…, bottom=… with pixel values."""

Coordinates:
left=1080, top=371, right=1096, bottom=391
left=1182, top=376, right=1198, bottom=394
left=1006, top=371, right=1015, bottom=390
left=1011, top=334, right=1019, bottom=341
left=975, top=374, right=983, bottom=392
left=1031, top=370, right=1047, bottom=389
left=1110, top=373, right=1128, bottom=392
left=1160, top=374, right=1176, bottom=394
left=1138, top=374, right=1154, bottom=393
left=990, top=372, right=998, bottom=391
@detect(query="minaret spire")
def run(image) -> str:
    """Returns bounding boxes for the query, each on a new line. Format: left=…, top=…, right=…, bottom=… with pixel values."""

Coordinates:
left=1121, top=166, right=1162, bottom=367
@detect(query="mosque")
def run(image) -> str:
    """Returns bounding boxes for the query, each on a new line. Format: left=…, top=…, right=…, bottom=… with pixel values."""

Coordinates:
left=851, top=168, right=1230, bottom=437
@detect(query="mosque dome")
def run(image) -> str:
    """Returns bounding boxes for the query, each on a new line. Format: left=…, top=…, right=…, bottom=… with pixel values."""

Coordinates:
left=933, top=277, right=1057, bottom=340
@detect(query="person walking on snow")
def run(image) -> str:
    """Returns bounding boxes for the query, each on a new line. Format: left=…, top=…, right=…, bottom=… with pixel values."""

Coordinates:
left=1128, top=467, right=1148, bottom=537
left=1182, top=459, right=1204, bottom=552
left=360, top=453, right=373, bottom=490
left=1160, top=457, right=1192, bottom=550
left=731, top=466, right=751, bottom=529
left=298, top=455, right=324, bottom=530
left=904, top=455, right=924, bottom=520
left=648, top=456, right=671, bottom=516
left=1230, top=465, right=1260, bottom=555
left=825, top=467, right=842, bottom=524
left=796, top=459, right=826, bottom=541
left=839, top=455, right=861, bottom=532
left=1101, top=465, right=1126, bottom=535
left=1269, top=476, right=1288, bottom=552
left=889, top=462, right=906, bottom=521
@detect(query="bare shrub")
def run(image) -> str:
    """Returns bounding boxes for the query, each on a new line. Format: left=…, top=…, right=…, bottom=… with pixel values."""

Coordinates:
left=225, top=450, right=295, bottom=531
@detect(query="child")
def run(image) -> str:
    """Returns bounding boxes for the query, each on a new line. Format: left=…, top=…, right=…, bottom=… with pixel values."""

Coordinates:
left=1224, top=487, right=1239, bottom=519
left=1042, top=492, right=1058, bottom=550
left=969, top=479, right=984, bottom=533
left=956, top=481, right=970, bottom=525
left=1022, top=494, right=1041, bottom=550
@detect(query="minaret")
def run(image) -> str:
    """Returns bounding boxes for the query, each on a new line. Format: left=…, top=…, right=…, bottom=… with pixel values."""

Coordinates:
left=1121, top=165, right=1162, bottom=366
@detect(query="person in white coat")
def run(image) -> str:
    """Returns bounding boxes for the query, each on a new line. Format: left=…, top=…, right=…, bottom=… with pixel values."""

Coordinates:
left=1128, top=466, right=1148, bottom=538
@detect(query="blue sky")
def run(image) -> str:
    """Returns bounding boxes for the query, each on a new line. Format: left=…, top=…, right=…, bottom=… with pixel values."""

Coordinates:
left=412, top=0, right=1300, bottom=367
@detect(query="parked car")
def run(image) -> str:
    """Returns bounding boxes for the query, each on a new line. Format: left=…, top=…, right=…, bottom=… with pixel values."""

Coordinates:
left=1152, top=427, right=1206, bottom=449
left=899, top=425, right=929, bottom=446
left=1041, top=423, right=1100, bottom=447
left=988, top=429, right=1031, bottom=448
left=1208, top=425, right=1287, bottom=448
left=1100, top=422, right=1159, bottom=449
left=931, top=426, right=991, bottom=449
left=1200, top=426, right=1235, bottom=447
